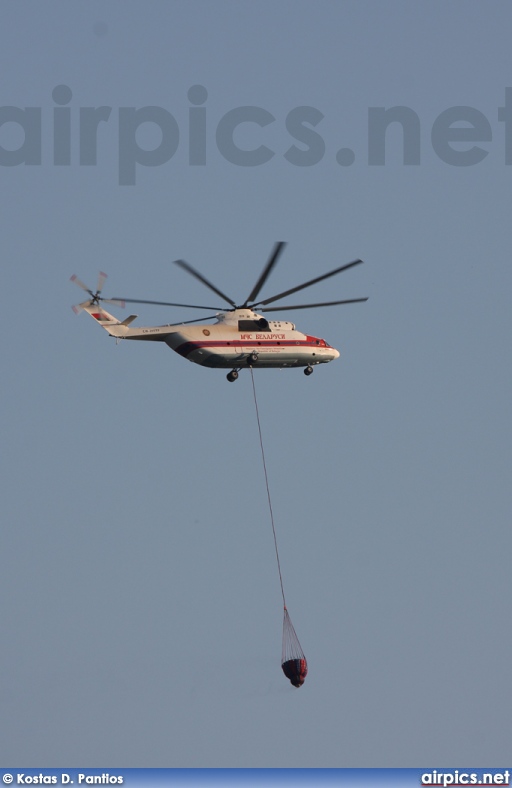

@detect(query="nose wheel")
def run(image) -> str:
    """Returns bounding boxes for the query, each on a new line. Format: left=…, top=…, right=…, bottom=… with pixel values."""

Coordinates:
left=227, top=369, right=239, bottom=382
left=304, top=365, right=314, bottom=376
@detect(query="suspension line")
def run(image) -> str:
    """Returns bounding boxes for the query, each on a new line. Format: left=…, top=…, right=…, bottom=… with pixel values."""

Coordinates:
left=249, top=366, right=287, bottom=609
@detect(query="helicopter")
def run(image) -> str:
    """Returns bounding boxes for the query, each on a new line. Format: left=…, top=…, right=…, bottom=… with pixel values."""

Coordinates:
left=71, top=242, right=367, bottom=382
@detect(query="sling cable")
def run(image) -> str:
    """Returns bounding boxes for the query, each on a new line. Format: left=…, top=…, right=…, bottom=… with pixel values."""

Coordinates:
left=249, top=367, right=308, bottom=688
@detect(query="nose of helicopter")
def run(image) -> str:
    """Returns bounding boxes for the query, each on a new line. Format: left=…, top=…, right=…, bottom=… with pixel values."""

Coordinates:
left=331, top=347, right=340, bottom=360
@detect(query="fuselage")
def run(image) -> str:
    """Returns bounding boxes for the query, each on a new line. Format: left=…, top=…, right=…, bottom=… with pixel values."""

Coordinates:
left=120, top=309, right=340, bottom=369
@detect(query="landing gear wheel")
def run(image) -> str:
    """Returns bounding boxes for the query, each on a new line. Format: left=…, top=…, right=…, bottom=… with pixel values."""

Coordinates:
left=304, top=365, right=314, bottom=376
left=227, top=369, right=239, bottom=382
left=248, top=352, right=259, bottom=364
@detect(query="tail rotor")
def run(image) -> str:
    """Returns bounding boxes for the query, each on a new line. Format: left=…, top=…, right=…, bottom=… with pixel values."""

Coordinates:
left=70, top=272, right=125, bottom=314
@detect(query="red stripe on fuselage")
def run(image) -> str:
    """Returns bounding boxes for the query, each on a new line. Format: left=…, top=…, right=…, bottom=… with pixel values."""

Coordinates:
left=175, top=338, right=324, bottom=358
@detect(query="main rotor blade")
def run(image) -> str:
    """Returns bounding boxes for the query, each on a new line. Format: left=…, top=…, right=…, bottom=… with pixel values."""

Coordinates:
left=167, top=314, right=221, bottom=326
left=254, top=259, right=364, bottom=307
left=112, top=297, right=227, bottom=311
left=244, top=241, right=286, bottom=306
left=174, top=259, right=236, bottom=307
left=261, top=297, right=368, bottom=312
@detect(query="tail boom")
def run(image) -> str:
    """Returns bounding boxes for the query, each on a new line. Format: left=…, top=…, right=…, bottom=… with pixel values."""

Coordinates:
left=79, top=302, right=176, bottom=341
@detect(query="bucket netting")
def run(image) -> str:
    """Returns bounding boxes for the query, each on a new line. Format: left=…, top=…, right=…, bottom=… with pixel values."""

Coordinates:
left=281, top=607, right=308, bottom=688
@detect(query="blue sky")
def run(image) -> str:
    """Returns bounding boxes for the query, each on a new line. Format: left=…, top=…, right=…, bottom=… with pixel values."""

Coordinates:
left=1, top=0, right=511, bottom=767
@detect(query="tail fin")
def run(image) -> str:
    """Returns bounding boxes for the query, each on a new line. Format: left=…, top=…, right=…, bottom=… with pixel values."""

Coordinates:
left=80, top=301, right=121, bottom=327
left=71, top=273, right=139, bottom=339
left=76, top=301, right=138, bottom=338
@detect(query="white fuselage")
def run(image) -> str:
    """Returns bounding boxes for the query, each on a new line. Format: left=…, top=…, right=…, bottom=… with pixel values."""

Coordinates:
left=112, top=309, right=340, bottom=369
